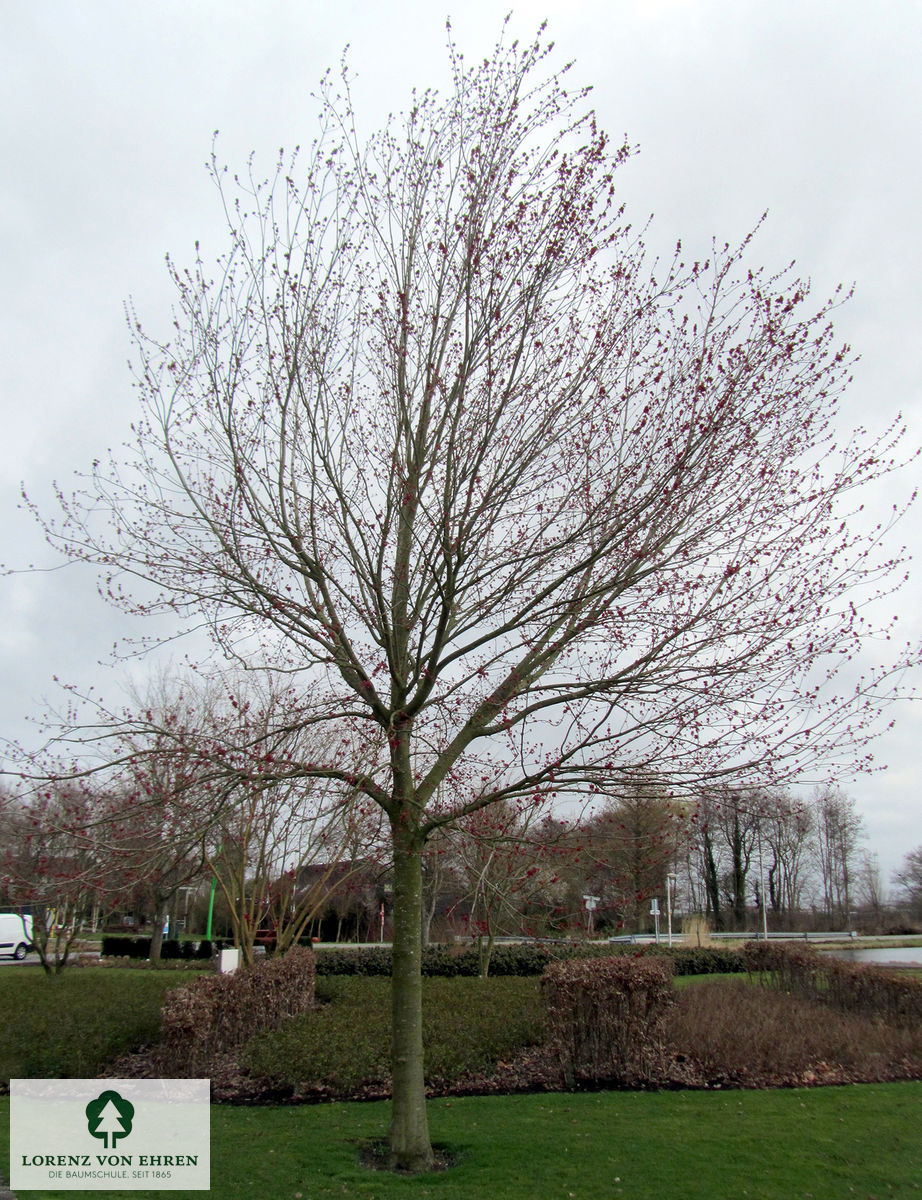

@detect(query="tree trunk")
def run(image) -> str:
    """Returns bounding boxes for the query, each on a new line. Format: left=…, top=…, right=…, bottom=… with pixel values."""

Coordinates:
left=731, top=816, right=747, bottom=929
left=702, top=828, right=723, bottom=931
left=477, top=930, right=495, bottom=979
left=388, top=818, right=433, bottom=1172
left=421, top=888, right=437, bottom=950
left=768, top=861, right=780, bottom=917
left=149, top=899, right=168, bottom=965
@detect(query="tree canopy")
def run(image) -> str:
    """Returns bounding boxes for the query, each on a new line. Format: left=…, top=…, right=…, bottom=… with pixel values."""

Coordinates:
left=29, top=22, right=916, bottom=1170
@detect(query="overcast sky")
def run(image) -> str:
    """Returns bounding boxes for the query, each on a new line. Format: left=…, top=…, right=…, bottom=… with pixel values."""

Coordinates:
left=1, top=0, right=919, bottom=883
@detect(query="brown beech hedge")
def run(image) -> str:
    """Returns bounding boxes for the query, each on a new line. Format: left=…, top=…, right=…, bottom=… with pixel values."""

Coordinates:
left=156, top=945, right=317, bottom=1076
left=542, top=955, right=675, bottom=1088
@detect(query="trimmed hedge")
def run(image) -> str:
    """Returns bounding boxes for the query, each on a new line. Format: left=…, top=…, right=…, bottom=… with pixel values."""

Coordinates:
left=99, top=938, right=743, bottom=975
left=156, top=946, right=317, bottom=1076
left=312, top=942, right=744, bottom=978
left=543, top=955, right=675, bottom=1087
left=100, top=936, right=230, bottom=960
left=101, top=936, right=152, bottom=959
left=743, top=940, right=922, bottom=1029
left=314, top=946, right=394, bottom=976
left=652, top=946, right=744, bottom=976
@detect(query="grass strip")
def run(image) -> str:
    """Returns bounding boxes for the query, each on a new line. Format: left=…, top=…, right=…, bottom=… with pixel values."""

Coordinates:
left=2, top=1083, right=921, bottom=1199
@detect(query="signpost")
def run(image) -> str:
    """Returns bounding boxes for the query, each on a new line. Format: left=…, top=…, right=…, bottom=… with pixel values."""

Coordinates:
left=582, top=895, right=600, bottom=938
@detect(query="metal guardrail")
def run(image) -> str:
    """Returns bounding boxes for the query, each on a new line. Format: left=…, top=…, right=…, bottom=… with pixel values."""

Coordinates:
left=709, top=931, right=859, bottom=942
left=609, top=930, right=861, bottom=945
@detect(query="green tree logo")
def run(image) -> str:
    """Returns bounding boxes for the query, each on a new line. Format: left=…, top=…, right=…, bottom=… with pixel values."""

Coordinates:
left=85, top=1089, right=135, bottom=1149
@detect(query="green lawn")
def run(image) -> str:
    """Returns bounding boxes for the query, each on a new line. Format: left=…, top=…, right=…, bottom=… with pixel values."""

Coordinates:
left=3, top=1083, right=921, bottom=1199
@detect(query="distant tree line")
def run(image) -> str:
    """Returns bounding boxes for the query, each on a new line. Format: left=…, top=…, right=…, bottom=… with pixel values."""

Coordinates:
left=3, top=702, right=920, bottom=975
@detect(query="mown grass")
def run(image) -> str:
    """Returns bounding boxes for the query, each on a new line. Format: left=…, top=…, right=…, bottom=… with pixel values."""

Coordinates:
left=0, top=966, right=190, bottom=1081
left=673, top=970, right=754, bottom=988
left=3, top=1084, right=921, bottom=1199
left=243, top=975, right=546, bottom=1090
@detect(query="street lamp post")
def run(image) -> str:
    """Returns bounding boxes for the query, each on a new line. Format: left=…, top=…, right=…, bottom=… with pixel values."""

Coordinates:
left=666, top=873, right=677, bottom=947
left=757, top=827, right=769, bottom=940
left=177, top=885, right=196, bottom=934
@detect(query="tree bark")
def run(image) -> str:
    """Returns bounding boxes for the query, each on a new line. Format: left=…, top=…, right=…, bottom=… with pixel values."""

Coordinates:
left=702, top=828, right=723, bottom=931
left=731, top=815, right=747, bottom=929
left=477, top=930, right=495, bottom=979
left=149, top=899, right=168, bottom=965
left=388, top=817, right=433, bottom=1171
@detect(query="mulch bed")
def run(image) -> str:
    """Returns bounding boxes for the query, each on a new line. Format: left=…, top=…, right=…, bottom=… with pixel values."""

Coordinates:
left=102, top=1039, right=922, bottom=1106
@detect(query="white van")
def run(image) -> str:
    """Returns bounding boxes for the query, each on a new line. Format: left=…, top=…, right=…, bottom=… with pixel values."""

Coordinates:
left=0, top=913, right=33, bottom=960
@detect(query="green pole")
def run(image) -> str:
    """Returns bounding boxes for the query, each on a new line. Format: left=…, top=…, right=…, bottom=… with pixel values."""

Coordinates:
left=206, top=872, right=218, bottom=940
left=205, top=843, right=224, bottom=941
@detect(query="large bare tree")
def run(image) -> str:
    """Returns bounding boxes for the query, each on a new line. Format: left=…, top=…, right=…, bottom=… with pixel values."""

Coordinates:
left=811, top=784, right=866, bottom=926
left=31, top=24, right=916, bottom=1169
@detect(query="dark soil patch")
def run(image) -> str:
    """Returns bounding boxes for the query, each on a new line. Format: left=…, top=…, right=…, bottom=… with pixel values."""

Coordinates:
left=356, top=1139, right=460, bottom=1173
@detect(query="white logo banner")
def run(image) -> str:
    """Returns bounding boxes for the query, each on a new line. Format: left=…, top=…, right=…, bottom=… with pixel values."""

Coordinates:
left=11, top=1079, right=210, bottom=1191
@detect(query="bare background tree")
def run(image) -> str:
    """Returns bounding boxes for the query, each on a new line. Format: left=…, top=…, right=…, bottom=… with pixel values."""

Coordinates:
left=0, top=779, right=122, bottom=973
left=760, top=789, right=815, bottom=928
left=893, top=847, right=922, bottom=920
left=812, top=785, right=866, bottom=927
left=446, top=800, right=564, bottom=976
